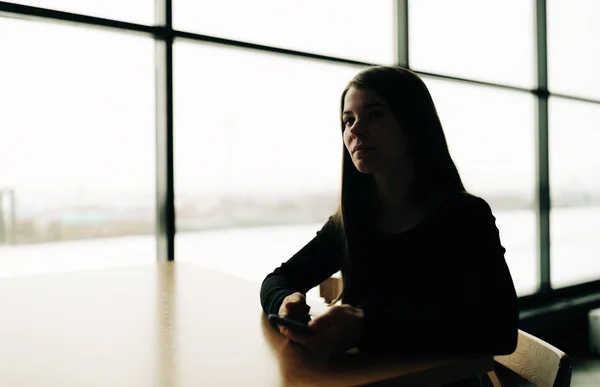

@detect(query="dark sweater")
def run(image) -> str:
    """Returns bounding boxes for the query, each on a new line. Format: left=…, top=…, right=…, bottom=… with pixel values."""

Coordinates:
left=260, top=192, right=519, bottom=356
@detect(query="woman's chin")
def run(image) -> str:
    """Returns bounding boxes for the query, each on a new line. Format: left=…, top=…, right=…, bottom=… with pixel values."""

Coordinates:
left=352, top=154, right=381, bottom=174
left=354, top=162, right=376, bottom=174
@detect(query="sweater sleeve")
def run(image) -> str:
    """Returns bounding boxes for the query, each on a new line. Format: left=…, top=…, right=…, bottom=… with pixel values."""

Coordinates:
left=358, top=197, right=519, bottom=356
left=260, top=216, right=344, bottom=316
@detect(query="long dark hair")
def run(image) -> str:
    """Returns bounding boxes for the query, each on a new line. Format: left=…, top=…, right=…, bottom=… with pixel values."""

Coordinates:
left=331, top=66, right=466, bottom=305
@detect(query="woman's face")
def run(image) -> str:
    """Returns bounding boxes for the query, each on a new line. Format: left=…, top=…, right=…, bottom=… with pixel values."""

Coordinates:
left=342, top=87, right=408, bottom=174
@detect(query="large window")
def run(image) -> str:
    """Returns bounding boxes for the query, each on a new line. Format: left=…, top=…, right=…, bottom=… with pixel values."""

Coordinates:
left=550, top=98, right=600, bottom=288
left=173, top=40, right=359, bottom=281
left=2, top=0, right=600, bottom=299
left=546, top=0, right=600, bottom=290
left=0, top=17, right=156, bottom=275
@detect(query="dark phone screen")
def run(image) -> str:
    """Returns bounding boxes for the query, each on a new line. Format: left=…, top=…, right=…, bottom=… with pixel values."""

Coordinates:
left=267, top=314, right=314, bottom=336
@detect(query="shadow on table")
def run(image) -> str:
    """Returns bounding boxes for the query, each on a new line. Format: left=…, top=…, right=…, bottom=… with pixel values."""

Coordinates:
left=259, top=313, right=475, bottom=386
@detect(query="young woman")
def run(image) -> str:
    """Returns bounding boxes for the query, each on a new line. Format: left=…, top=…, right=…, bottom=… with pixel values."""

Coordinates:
left=260, top=66, right=518, bottom=383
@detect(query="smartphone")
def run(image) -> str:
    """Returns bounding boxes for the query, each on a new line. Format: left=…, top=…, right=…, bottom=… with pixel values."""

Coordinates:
left=267, top=314, right=314, bottom=336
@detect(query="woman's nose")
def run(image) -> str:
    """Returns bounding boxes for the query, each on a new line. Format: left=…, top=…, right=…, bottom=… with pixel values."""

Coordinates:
left=349, top=120, right=366, bottom=137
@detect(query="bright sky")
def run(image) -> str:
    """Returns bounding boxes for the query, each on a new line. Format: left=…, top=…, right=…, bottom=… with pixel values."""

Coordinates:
left=1, top=0, right=599, bottom=213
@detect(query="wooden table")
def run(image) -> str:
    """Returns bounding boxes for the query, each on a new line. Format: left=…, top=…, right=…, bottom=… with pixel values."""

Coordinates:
left=0, top=262, right=492, bottom=386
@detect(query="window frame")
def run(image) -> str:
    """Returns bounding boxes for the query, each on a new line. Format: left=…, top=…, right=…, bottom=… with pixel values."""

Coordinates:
left=2, top=0, right=600, bottom=298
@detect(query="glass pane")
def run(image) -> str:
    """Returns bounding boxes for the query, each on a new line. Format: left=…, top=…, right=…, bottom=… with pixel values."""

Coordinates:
left=0, top=17, right=156, bottom=276
left=174, top=0, right=395, bottom=65
left=7, top=0, right=153, bottom=25
left=548, top=0, right=600, bottom=100
left=550, top=98, right=600, bottom=288
left=409, top=0, right=536, bottom=88
left=174, top=40, right=360, bottom=296
left=423, top=78, right=538, bottom=296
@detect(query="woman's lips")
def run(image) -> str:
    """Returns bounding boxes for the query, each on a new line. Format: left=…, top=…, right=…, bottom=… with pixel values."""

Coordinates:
left=353, top=146, right=375, bottom=154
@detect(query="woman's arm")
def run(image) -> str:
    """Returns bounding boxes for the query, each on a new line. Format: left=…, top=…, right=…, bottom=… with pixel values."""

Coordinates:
left=359, top=197, right=519, bottom=356
left=260, top=216, right=344, bottom=315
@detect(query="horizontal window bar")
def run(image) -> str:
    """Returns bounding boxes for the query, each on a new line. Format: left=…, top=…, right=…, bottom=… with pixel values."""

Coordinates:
left=412, top=70, right=534, bottom=93
left=0, top=1, right=157, bottom=36
left=548, top=92, right=600, bottom=105
left=519, top=279, right=600, bottom=310
left=173, top=30, right=374, bottom=68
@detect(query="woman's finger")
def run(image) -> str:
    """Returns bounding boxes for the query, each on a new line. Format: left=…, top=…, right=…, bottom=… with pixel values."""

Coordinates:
left=279, top=326, right=296, bottom=339
left=308, top=311, right=337, bottom=332
left=285, top=330, right=314, bottom=347
left=286, top=302, right=310, bottom=313
left=277, top=325, right=320, bottom=348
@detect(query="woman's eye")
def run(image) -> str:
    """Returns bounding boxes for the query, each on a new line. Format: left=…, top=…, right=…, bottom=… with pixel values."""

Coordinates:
left=344, top=117, right=355, bottom=126
left=368, top=110, right=383, bottom=119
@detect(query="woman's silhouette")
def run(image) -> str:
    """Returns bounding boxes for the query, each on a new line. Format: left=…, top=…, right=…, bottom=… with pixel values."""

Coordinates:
left=260, top=66, right=518, bottom=386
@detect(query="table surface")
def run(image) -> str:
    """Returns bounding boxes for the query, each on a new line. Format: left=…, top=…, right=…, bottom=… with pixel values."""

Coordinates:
left=0, top=262, right=492, bottom=387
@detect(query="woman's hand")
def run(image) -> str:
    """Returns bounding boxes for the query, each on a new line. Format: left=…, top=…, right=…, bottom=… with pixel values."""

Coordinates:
left=281, top=304, right=365, bottom=355
left=277, top=292, right=311, bottom=334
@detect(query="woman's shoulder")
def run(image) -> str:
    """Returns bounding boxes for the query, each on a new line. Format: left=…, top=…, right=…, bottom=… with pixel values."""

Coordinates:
left=315, top=214, right=345, bottom=241
left=452, top=191, right=493, bottom=210
left=434, top=191, right=496, bottom=224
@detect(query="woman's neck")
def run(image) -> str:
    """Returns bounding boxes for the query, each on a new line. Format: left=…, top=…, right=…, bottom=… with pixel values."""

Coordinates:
left=373, top=171, right=414, bottom=214
left=373, top=172, right=440, bottom=235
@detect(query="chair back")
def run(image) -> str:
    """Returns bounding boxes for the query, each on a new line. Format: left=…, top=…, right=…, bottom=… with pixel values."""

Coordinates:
left=491, top=330, right=571, bottom=387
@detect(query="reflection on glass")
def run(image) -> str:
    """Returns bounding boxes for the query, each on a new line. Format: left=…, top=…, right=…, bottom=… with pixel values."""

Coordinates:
left=174, top=40, right=361, bottom=286
left=548, top=0, right=600, bottom=100
left=0, top=18, right=156, bottom=275
left=173, top=0, right=395, bottom=64
left=423, top=77, right=538, bottom=296
left=409, top=0, right=535, bottom=88
left=7, top=0, right=154, bottom=25
left=550, top=98, right=600, bottom=288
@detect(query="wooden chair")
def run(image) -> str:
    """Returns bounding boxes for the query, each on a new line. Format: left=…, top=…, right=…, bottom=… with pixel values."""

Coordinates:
left=318, top=278, right=572, bottom=387
left=319, top=275, right=343, bottom=304
left=489, top=330, right=571, bottom=387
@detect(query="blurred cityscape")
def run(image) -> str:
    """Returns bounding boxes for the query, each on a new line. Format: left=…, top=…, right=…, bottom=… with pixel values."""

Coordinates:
left=1, top=189, right=599, bottom=246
